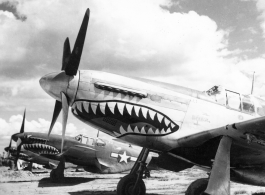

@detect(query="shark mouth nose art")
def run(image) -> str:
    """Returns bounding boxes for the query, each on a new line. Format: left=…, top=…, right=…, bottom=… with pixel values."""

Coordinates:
left=72, top=100, right=179, bottom=137
left=23, top=136, right=59, bottom=155
left=9, top=148, right=29, bottom=160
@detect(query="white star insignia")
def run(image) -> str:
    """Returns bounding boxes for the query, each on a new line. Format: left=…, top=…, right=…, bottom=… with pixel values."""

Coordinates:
left=118, top=151, right=130, bottom=163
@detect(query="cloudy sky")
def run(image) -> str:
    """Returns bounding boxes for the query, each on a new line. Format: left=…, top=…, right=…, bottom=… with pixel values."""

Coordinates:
left=1, top=0, right=265, bottom=153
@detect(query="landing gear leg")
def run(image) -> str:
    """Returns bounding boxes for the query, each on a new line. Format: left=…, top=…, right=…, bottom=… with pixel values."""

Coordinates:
left=25, top=162, right=33, bottom=172
left=50, top=157, right=65, bottom=183
left=143, top=167, right=151, bottom=178
left=204, top=136, right=232, bottom=195
left=186, top=136, right=232, bottom=195
left=117, top=147, right=149, bottom=195
left=8, top=160, right=15, bottom=170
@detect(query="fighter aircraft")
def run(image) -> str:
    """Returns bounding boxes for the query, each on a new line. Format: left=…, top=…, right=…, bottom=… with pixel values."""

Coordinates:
left=39, top=8, right=265, bottom=195
left=9, top=111, right=153, bottom=182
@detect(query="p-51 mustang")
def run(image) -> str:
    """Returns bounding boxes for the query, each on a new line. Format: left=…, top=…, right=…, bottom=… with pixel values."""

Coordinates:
left=8, top=111, right=154, bottom=182
left=40, top=8, right=265, bottom=195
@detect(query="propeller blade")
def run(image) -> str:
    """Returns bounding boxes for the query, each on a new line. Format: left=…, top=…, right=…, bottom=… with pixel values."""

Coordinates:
left=15, top=139, right=22, bottom=167
left=20, top=109, right=26, bottom=133
left=5, top=144, right=11, bottom=158
left=48, top=100, right=62, bottom=138
left=61, top=92, right=69, bottom=153
left=8, top=135, right=13, bottom=150
left=65, top=8, right=90, bottom=76
left=7, top=135, right=14, bottom=158
left=7, top=150, right=10, bottom=158
left=62, top=37, right=71, bottom=71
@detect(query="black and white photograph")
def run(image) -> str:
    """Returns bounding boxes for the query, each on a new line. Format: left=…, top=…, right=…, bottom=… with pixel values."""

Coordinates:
left=1, top=0, right=265, bottom=194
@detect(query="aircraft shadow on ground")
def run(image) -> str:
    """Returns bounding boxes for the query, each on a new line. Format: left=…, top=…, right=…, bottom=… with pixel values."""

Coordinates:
left=38, top=177, right=95, bottom=187
left=69, top=191, right=161, bottom=195
left=32, top=171, right=49, bottom=174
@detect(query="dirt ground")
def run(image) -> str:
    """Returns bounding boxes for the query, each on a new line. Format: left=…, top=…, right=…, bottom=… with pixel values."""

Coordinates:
left=1, top=166, right=265, bottom=195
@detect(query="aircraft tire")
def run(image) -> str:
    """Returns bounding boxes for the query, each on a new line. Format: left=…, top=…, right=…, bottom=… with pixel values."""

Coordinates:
left=185, top=178, right=208, bottom=195
left=117, top=174, right=146, bottom=195
left=50, top=169, right=64, bottom=183
left=9, top=160, right=15, bottom=170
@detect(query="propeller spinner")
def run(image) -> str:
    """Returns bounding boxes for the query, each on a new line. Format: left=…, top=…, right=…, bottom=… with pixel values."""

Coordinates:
left=40, top=8, right=90, bottom=152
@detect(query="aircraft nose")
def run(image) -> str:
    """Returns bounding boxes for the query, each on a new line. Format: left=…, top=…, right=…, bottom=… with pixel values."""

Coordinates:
left=12, top=133, right=24, bottom=142
left=39, top=72, right=70, bottom=101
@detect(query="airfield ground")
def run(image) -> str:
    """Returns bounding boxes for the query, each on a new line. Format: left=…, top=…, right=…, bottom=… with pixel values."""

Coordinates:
left=1, top=166, right=265, bottom=195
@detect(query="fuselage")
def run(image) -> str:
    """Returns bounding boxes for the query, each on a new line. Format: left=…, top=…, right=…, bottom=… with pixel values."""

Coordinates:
left=40, top=70, right=265, bottom=168
left=13, top=132, right=146, bottom=173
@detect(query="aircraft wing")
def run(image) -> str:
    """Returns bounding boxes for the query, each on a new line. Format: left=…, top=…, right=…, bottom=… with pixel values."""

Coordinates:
left=171, top=116, right=265, bottom=169
left=228, top=116, right=265, bottom=147
left=175, top=116, right=265, bottom=148
left=233, top=116, right=265, bottom=136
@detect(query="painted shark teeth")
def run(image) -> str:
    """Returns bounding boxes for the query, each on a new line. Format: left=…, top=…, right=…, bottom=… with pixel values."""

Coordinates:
left=115, top=124, right=171, bottom=136
left=23, top=143, right=59, bottom=154
left=107, top=102, right=116, bottom=114
left=148, top=110, right=156, bottom=120
left=140, top=107, right=148, bottom=119
left=157, top=113, right=163, bottom=123
left=120, top=126, right=127, bottom=134
left=77, top=101, right=83, bottom=112
left=164, top=118, right=170, bottom=127
left=125, top=104, right=133, bottom=115
left=73, top=101, right=179, bottom=136
left=134, top=126, right=140, bottom=133
left=127, top=125, right=133, bottom=133
left=91, top=103, right=98, bottom=115
left=117, top=103, right=125, bottom=115
left=83, top=102, right=90, bottom=113
left=147, top=128, right=154, bottom=134
left=140, top=127, right=146, bottom=134
left=133, top=106, right=140, bottom=117
left=171, top=123, right=175, bottom=129
left=99, top=103, right=106, bottom=114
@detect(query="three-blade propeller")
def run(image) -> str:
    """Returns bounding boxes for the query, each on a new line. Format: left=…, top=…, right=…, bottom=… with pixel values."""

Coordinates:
left=6, top=109, right=26, bottom=166
left=47, top=8, right=90, bottom=153
left=15, top=109, right=26, bottom=166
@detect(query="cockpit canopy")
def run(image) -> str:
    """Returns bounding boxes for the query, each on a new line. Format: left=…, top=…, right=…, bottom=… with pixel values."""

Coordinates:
left=205, top=85, right=265, bottom=116
left=75, top=134, right=106, bottom=146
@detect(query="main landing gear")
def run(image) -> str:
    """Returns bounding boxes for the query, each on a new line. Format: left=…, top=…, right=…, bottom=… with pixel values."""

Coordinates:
left=117, top=148, right=149, bottom=195
left=185, top=136, right=232, bottom=195
left=186, top=178, right=208, bottom=195
left=50, top=158, right=65, bottom=182
left=24, top=162, right=33, bottom=172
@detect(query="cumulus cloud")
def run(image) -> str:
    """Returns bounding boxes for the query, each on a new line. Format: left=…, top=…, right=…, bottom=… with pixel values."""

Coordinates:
left=0, top=113, right=115, bottom=153
left=1, top=0, right=265, bottom=154
left=0, top=114, right=94, bottom=140
left=1, top=0, right=264, bottom=94
left=0, top=0, right=239, bottom=114
left=0, top=0, right=230, bottom=78
left=0, top=0, right=27, bottom=21
left=0, top=77, right=51, bottom=113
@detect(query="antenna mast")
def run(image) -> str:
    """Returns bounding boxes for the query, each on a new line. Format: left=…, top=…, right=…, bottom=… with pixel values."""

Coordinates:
left=251, top=71, right=255, bottom=95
